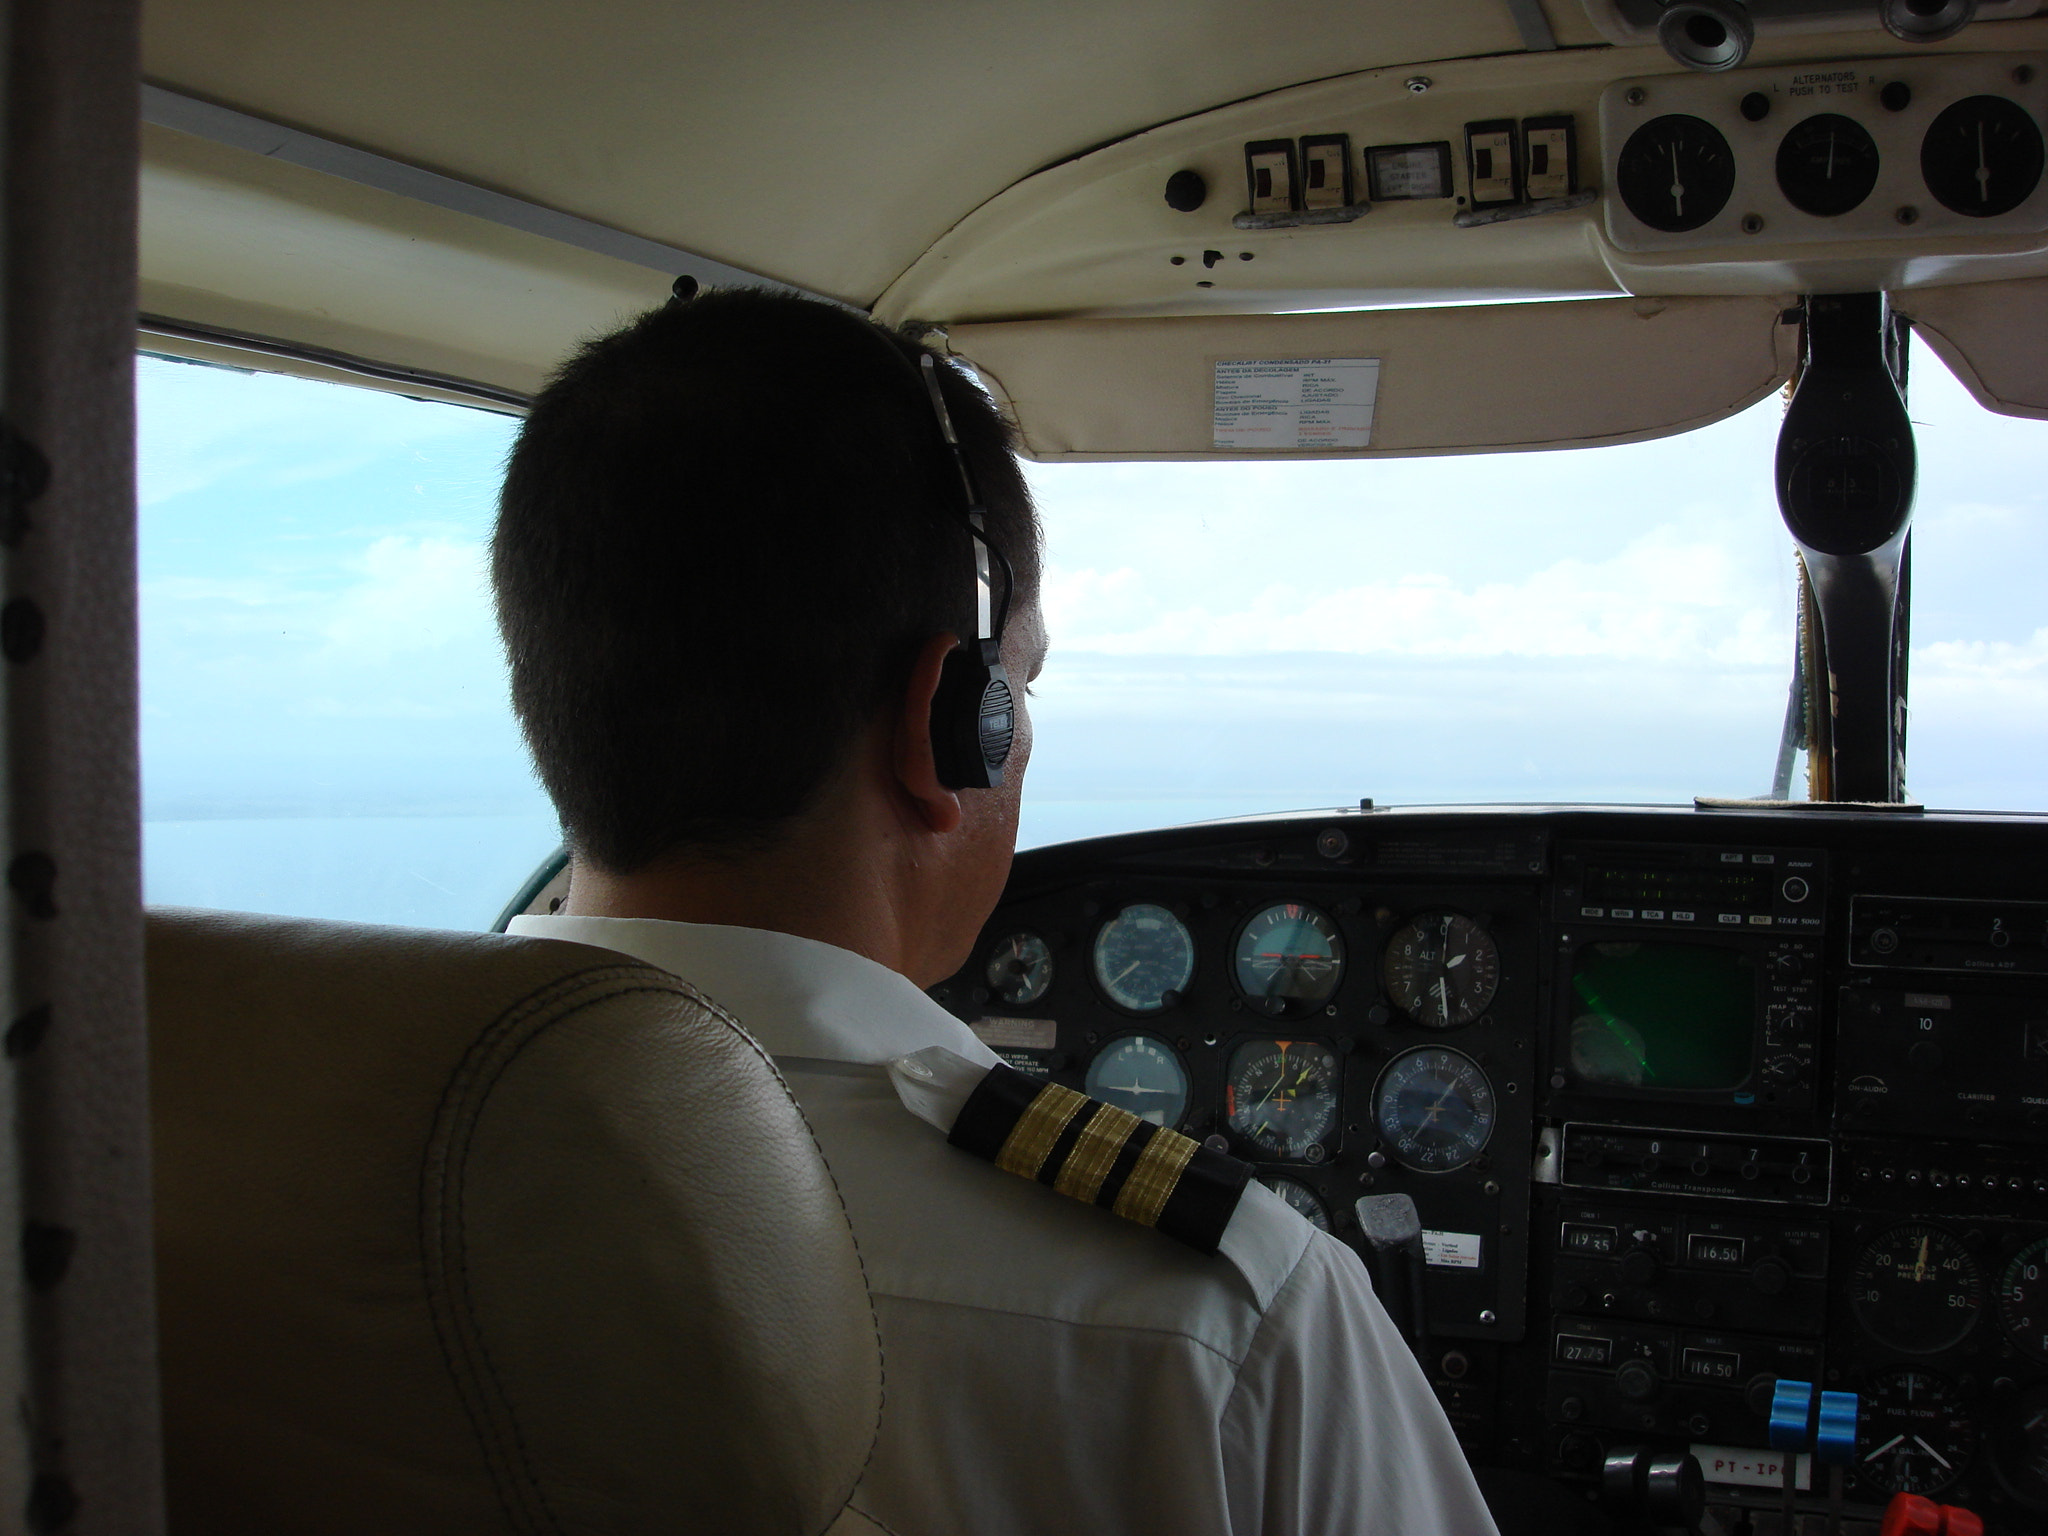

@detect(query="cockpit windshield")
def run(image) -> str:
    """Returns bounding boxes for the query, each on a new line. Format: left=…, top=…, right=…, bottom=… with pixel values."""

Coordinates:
left=138, top=343, right=2048, bottom=930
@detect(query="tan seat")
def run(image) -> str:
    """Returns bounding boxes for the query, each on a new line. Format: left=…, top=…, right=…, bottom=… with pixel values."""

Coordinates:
left=148, top=908, right=883, bottom=1536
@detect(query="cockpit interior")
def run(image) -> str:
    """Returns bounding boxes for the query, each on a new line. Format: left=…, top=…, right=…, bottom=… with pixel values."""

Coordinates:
left=17, top=1, right=2048, bottom=1532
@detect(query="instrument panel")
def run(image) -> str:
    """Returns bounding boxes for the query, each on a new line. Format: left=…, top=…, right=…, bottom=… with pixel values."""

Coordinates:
left=1602, top=53, right=2048, bottom=252
left=934, top=805, right=2048, bottom=1534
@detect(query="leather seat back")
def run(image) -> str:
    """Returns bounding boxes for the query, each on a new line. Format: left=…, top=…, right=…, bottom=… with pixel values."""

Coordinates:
left=149, top=907, right=882, bottom=1535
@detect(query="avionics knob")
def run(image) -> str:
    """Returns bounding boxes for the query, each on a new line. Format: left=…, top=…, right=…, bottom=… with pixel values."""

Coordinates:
left=1744, top=1373, right=1779, bottom=1417
left=1750, top=1256, right=1791, bottom=1296
left=1618, top=1249, right=1660, bottom=1287
left=1615, top=1360, right=1660, bottom=1403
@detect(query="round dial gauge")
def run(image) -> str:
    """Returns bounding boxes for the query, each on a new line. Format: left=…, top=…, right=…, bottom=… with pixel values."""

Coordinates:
left=1850, top=1224, right=1983, bottom=1354
left=1922, top=94, right=2046, bottom=217
left=985, top=932, right=1053, bottom=1006
left=1990, top=1383, right=2048, bottom=1514
left=1091, top=903, right=1195, bottom=1014
left=1373, top=1047, right=1496, bottom=1173
left=1616, top=114, right=1736, bottom=233
left=1233, top=902, right=1345, bottom=1014
left=1998, top=1236, right=2048, bottom=1364
left=1083, top=1035, right=1189, bottom=1128
left=1258, top=1175, right=1332, bottom=1232
left=1854, top=1368, right=1975, bottom=1498
left=1381, top=912, right=1500, bottom=1029
left=1225, top=1039, right=1339, bottom=1161
left=1775, top=113, right=1881, bottom=217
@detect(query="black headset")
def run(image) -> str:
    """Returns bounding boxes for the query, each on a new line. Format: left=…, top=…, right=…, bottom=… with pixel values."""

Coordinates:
left=913, top=352, right=1017, bottom=791
left=666, top=275, right=1015, bottom=789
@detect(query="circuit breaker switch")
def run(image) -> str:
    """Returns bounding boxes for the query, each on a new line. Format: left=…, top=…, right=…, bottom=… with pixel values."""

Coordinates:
left=1244, top=139, right=1298, bottom=215
left=1465, top=119, right=1519, bottom=206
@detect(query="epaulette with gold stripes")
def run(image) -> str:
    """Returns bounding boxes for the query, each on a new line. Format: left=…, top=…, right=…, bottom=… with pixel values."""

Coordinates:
left=946, top=1062, right=1252, bottom=1254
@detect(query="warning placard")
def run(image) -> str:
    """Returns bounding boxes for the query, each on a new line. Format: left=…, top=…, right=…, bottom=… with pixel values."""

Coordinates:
left=1213, top=358, right=1380, bottom=450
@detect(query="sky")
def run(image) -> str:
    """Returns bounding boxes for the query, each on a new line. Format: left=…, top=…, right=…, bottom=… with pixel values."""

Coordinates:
left=135, top=342, right=2048, bottom=927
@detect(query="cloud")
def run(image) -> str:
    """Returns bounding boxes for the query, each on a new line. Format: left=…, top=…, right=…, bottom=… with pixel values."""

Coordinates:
left=1042, top=526, right=1792, bottom=665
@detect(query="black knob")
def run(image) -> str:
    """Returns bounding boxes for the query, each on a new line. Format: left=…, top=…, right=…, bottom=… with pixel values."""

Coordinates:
left=1751, top=1256, right=1791, bottom=1295
left=1164, top=170, right=1208, bottom=212
left=1908, top=1039, right=1943, bottom=1070
left=1881, top=80, right=1913, bottom=112
left=1615, top=1360, right=1659, bottom=1403
left=1740, top=91, right=1771, bottom=122
left=1618, top=1249, right=1659, bottom=1287
left=1745, top=1373, right=1779, bottom=1417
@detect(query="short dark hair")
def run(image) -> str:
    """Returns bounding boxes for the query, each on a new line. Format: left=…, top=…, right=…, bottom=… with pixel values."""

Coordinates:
left=493, top=288, right=1040, bottom=873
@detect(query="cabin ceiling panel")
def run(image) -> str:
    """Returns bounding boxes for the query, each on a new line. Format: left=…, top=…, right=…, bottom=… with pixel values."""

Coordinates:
left=948, top=296, right=1798, bottom=460
left=141, top=0, right=1586, bottom=306
left=140, top=124, right=669, bottom=399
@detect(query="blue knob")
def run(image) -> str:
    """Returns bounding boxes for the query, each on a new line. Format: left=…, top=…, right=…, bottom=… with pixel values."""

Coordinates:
left=1769, top=1378, right=1817, bottom=1449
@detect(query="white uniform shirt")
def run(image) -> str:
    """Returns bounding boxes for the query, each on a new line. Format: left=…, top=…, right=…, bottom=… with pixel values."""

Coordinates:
left=510, top=915, right=1501, bottom=1536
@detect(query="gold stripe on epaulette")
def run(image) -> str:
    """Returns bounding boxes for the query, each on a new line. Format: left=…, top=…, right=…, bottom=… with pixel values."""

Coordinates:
left=1052, top=1102, right=1142, bottom=1204
left=1112, top=1128, right=1199, bottom=1228
left=995, top=1081, right=1088, bottom=1181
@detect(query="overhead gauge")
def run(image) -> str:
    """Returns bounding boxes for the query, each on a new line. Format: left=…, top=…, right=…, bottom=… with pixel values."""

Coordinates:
left=1373, top=1046, right=1496, bottom=1172
left=1224, top=1039, right=1340, bottom=1161
left=985, top=932, right=1053, bottom=1006
left=1615, top=114, right=1736, bottom=233
left=1998, top=1235, right=2048, bottom=1364
left=1850, top=1224, right=1983, bottom=1354
left=1091, top=903, right=1195, bottom=1014
left=1381, top=911, right=1499, bottom=1029
left=1854, top=1368, right=1975, bottom=1498
left=1232, top=902, right=1345, bottom=1015
left=1775, top=113, right=1881, bottom=216
left=1083, top=1035, right=1189, bottom=1128
left=1922, top=94, right=2045, bottom=217
left=1258, top=1175, right=1332, bottom=1232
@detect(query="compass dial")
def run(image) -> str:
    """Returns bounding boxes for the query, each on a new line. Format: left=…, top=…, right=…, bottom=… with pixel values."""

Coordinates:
left=1776, top=113, right=1880, bottom=217
left=1616, top=114, right=1736, bottom=233
left=1225, top=1038, right=1339, bottom=1161
left=1091, top=903, right=1195, bottom=1014
left=1850, top=1224, right=1983, bottom=1354
left=985, top=931, right=1053, bottom=1006
left=1233, top=902, right=1344, bottom=1014
left=1381, top=912, right=1499, bottom=1029
left=1922, top=94, right=2045, bottom=217
left=1083, top=1035, right=1189, bottom=1128
left=1373, top=1046, right=1496, bottom=1173
left=1854, top=1368, right=1975, bottom=1498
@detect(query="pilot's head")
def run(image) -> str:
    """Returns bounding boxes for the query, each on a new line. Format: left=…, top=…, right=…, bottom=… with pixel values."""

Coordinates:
left=492, top=287, right=1043, bottom=921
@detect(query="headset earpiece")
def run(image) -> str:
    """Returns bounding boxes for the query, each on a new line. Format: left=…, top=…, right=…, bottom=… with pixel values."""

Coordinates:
left=933, top=637, right=1014, bottom=790
left=909, top=349, right=1016, bottom=791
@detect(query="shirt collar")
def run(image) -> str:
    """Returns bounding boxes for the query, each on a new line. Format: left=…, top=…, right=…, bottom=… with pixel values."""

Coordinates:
left=506, top=915, right=999, bottom=1070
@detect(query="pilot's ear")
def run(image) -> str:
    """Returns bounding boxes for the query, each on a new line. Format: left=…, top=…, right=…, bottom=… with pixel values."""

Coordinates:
left=891, top=631, right=965, bottom=835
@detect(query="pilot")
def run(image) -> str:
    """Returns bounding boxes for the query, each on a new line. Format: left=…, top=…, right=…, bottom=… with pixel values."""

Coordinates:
left=493, top=287, right=1498, bottom=1535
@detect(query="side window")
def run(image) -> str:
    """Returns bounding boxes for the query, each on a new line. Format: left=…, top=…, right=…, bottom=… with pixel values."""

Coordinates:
left=138, top=354, right=556, bottom=928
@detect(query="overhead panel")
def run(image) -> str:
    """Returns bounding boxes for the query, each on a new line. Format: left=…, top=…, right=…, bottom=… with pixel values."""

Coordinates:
left=947, top=295, right=1799, bottom=461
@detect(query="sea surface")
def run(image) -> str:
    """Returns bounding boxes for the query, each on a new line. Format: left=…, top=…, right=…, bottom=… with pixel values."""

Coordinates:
left=141, top=799, right=1289, bottom=932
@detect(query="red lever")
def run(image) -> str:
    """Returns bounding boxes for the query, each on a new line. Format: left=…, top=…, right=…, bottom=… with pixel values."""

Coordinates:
left=1880, top=1492, right=1983, bottom=1536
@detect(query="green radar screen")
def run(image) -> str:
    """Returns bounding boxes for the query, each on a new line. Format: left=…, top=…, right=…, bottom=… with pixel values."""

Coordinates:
left=1567, top=942, right=1753, bottom=1091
